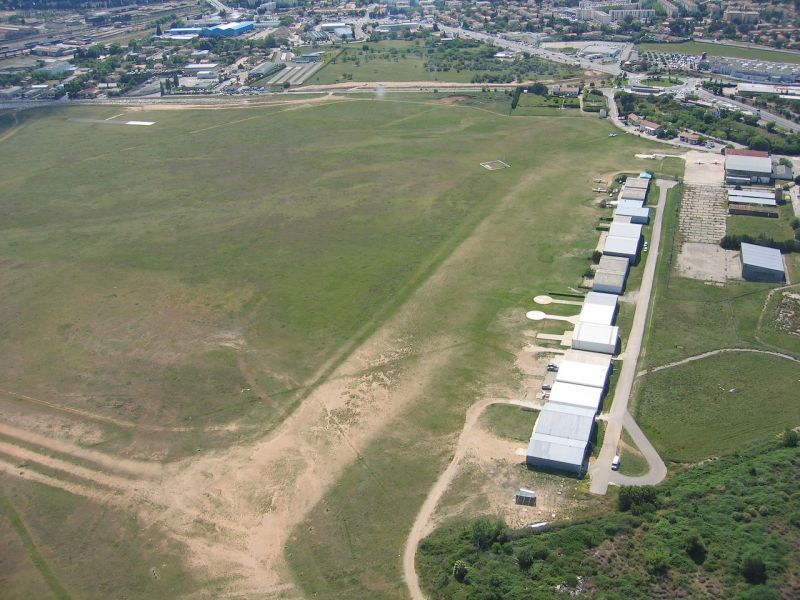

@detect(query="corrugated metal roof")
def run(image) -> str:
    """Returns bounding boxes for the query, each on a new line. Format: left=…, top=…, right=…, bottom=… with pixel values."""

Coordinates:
left=615, top=205, right=650, bottom=219
left=609, top=222, right=643, bottom=239
left=624, top=177, right=650, bottom=189
left=555, top=357, right=611, bottom=389
left=549, top=381, right=603, bottom=412
left=572, top=322, right=619, bottom=348
left=604, top=235, right=639, bottom=257
left=728, top=189, right=775, bottom=199
left=527, top=434, right=587, bottom=467
left=725, top=154, right=772, bottom=174
left=617, top=199, right=645, bottom=210
left=579, top=292, right=618, bottom=326
left=533, top=403, right=596, bottom=441
left=620, top=186, right=648, bottom=201
left=741, top=243, right=785, bottom=273
left=593, top=270, right=626, bottom=292
left=598, top=255, right=629, bottom=274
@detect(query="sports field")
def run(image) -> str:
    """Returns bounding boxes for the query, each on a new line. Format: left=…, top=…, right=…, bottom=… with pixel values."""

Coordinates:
left=638, top=41, right=800, bottom=63
left=0, top=94, right=670, bottom=598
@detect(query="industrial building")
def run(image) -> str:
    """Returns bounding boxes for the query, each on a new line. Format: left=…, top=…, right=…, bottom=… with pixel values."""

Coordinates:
left=548, top=381, right=604, bottom=413
left=578, top=291, right=618, bottom=326
left=725, top=154, right=773, bottom=184
left=623, top=176, right=651, bottom=191
left=202, top=22, right=254, bottom=37
left=555, top=349, right=612, bottom=390
left=614, top=200, right=650, bottom=224
left=526, top=403, right=597, bottom=476
left=603, top=235, right=640, bottom=261
left=619, top=185, right=648, bottom=202
left=740, top=243, right=786, bottom=282
left=727, top=188, right=778, bottom=207
left=571, top=322, right=619, bottom=354
left=592, top=255, right=629, bottom=295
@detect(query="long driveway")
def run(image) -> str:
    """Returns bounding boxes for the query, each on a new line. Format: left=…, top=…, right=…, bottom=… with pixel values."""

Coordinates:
left=588, top=179, right=676, bottom=495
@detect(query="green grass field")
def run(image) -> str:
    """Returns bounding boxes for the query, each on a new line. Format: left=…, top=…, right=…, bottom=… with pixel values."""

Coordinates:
left=480, top=405, right=537, bottom=442
left=0, top=94, right=672, bottom=599
left=640, top=77, right=684, bottom=88
left=310, top=40, right=577, bottom=85
left=514, top=93, right=581, bottom=116
left=726, top=203, right=796, bottom=240
left=636, top=352, right=800, bottom=462
left=638, top=41, right=800, bottom=64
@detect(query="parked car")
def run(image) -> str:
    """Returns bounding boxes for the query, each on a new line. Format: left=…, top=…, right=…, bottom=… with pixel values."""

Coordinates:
left=611, top=455, right=621, bottom=470
left=542, top=384, right=552, bottom=391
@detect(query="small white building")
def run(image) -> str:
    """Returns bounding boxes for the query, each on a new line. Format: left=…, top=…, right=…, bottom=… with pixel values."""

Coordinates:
left=571, top=322, right=619, bottom=354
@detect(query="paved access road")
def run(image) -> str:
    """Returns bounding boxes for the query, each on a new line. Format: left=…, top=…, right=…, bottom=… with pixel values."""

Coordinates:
left=589, top=179, right=676, bottom=495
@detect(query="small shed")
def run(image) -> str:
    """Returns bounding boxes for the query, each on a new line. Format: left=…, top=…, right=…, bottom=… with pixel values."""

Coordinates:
left=741, top=243, right=786, bottom=282
left=515, top=489, right=537, bottom=506
left=592, top=269, right=627, bottom=294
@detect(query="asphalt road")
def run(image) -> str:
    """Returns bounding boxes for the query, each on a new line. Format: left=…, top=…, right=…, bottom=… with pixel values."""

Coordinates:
left=588, top=179, right=676, bottom=495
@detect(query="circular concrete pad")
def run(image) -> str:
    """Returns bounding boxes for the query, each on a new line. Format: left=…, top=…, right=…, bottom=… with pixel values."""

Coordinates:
left=526, top=310, right=547, bottom=321
left=533, top=295, right=552, bottom=305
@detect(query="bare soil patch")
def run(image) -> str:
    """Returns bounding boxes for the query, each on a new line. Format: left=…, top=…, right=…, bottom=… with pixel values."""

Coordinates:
left=438, top=95, right=474, bottom=104
left=676, top=243, right=742, bottom=283
left=776, top=291, right=800, bottom=336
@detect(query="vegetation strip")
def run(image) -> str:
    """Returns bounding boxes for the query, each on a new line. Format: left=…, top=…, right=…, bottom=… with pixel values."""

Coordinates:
left=0, top=493, right=72, bottom=600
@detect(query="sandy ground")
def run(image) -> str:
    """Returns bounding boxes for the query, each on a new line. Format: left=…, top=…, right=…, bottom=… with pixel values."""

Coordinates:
left=677, top=243, right=742, bottom=283
left=683, top=150, right=725, bottom=185
left=0, top=164, right=557, bottom=598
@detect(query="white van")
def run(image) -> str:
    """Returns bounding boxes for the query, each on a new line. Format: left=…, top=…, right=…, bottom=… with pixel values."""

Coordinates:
left=611, top=455, right=621, bottom=470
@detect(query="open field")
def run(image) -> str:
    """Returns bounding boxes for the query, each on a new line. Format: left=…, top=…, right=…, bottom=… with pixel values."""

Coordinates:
left=638, top=41, right=800, bottom=63
left=0, top=94, right=672, bottom=598
left=311, top=40, right=578, bottom=85
left=479, top=405, right=537, bottom=443
left=636, top=352, right=800, bottom=462
left=514, top=92, right=581, bottom=117
left=640, top=77, right=684, bottom=87
left=726, top=202, right=796, bottom=240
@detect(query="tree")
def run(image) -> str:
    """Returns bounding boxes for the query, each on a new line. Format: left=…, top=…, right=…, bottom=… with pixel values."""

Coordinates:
left=783, top=428, right=799, bottom=447
left=686, top=535, right=707, bottom=565
left=618, top=486, right=657, bottom=513
left=156, top=23, right=163, bottom=36
left=530, top=82, right=547, bottom=96
left=173, top=73, right=179, bottom=87
left=452, top=560, right=468, bottom=582
left=741, top=556, right=767, bottom=584
left=749, top=135, right=771, bottom=151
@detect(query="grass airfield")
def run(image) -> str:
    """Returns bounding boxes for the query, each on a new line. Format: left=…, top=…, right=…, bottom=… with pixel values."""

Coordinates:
left=0, top=94, right=675, bottom=599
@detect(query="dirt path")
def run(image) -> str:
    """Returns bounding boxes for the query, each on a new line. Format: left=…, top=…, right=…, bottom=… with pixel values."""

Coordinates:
left=640, top=347, right=800, bottom=377
left=403, top=398, right=539, bottom=600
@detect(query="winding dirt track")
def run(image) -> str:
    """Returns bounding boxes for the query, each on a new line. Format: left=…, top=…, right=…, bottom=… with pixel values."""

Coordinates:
left=402, top=398, right=540, bottom=600
left=641, top=347, right=800, bottom=377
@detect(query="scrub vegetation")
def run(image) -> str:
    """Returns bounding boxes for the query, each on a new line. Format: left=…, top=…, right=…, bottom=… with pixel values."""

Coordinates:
left=418, top=439, right=800, bottom=600
left=312, top=38, right=579, bottom=84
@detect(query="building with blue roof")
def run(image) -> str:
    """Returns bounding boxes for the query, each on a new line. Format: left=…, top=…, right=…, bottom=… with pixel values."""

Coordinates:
left=202, top=22, right=254, bottom=37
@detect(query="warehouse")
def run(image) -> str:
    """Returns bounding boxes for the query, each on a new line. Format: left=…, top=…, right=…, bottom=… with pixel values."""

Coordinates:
left=571, top=322, right=619, bottom=354
left=725, top=154, right=773, bottom=184
left=741, top=243, right=786, bottom=282
left=603, top=235, right=640, bottom=261
left=526, top=403, right=596, bottom=476
left=202, top=22, right=254, bottom=37
left=579, top=291, right=618, bottom=326
left=619, top=185, right=648, bottom=202
left=727, top=189, right=778, bottom=207
left=614, top=201, right=650, bottom=224
left=592, top=255, right=629, bottom=294
left=623, top=176, right=650, bottom=190
left=555, top=349, right=612, bottom=389
left=548, top=381, right=604, bottom=413
left=609, top=221, right=643, bottom=240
